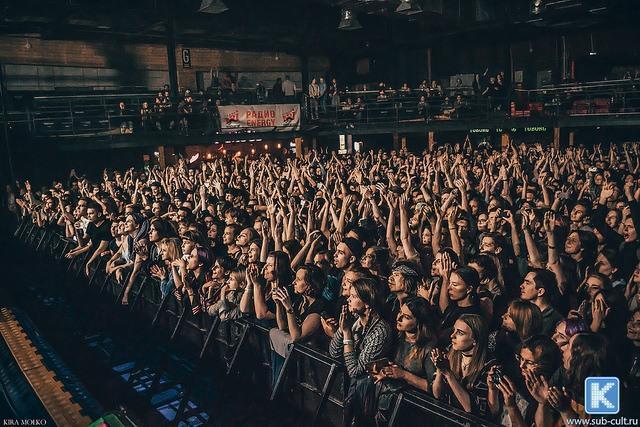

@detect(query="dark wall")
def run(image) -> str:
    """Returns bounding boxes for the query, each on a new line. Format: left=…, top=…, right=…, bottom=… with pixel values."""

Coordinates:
left=331, top=26, right=640, bottom=89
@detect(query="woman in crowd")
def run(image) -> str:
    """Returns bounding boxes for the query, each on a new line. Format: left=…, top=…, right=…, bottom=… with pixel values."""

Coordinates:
left=173, top=246, right=212, bottom=314
left=149, top=237, right=182, bottom=297
left=109, top=213, right=147, bottom=303
left=431, top=314, right=494, bottom=416
left=438, top=264, right=482, bottom=343
left=329, top=277, right=393, bottom=424
left=361, top=246, right=391, bottom=283
left=272, top=264, right=325, bottom=344
left=370, top=296, right=437, bottom=424
left=548, top=333, right=613, bottom=424
left=201, top=255, right=236, bottom=313
left=207, top=267, right=246, bottom=321
left=240, top=251, right=292, bottom=325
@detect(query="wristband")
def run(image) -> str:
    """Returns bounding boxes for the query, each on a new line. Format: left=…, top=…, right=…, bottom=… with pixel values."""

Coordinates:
left=286, top=308, right=295, bottom=314
left=343, top=339, right=354, bottom=346
left=548, top=246, right=556, bottom=249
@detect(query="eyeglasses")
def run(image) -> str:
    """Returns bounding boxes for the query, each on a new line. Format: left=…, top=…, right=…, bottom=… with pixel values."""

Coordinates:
left=514, top=353, right=538, bottom=367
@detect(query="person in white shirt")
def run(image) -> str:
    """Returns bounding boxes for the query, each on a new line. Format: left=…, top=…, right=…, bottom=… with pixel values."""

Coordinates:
left=308, top=78, right=320, bottom=120
left=282, top=75, right=297, bottom=101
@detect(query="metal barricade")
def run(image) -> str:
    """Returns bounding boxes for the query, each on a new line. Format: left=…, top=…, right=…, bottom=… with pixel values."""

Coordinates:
left=10, top=223, right=499, bottom=427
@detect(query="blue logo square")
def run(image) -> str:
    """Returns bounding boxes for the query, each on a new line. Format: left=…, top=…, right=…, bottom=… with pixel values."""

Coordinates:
left=585, top=377, right=620, bottom=415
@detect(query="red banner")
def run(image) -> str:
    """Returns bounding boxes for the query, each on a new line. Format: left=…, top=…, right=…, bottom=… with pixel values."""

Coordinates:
left=218, top=104, right=301, bottom=133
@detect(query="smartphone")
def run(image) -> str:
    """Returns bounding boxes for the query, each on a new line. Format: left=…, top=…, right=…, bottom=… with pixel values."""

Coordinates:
left=366, top=358, right=391, bottom=374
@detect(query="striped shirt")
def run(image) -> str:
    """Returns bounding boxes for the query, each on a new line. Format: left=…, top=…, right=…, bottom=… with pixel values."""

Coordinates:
left=329, top=314, right=392, bottom=378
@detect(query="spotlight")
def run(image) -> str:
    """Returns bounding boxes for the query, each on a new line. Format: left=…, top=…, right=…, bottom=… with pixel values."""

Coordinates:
left=277, top=143, right=282, bottom=149
left=251, top=148, right=256, bottom=154
left=396, top=0, right=422, bottom=15
left=198, top=0, right=228, bottom=14
left=264, top=144, right=269, bottom=150
left=530, top=0, right=544, bottom=15
left=338, top=9, right=363, bottom=30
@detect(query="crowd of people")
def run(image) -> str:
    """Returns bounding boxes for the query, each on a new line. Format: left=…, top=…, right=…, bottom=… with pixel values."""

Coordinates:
left=9, top=139, right=640, bottom=426
left=309, top=69, right=509, bottom=123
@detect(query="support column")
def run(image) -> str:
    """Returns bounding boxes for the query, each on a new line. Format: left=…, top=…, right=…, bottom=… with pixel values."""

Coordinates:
left=427, top=48, right=432, bottom=83
left=501, top=133, right=510, bottom=151
left=393, top=133, right=400, bottom=151
left=568, top=131, right=575, bottom=147
left=428, top=131, right=435, bottom=152
left=553, top=127, right=561, bottom=149
left=166, top=1, right=179, bottom=100
left=0, top=63, right=15, bottom=185
left=301, top=55, right=310, bottom=99
left=401, top=136, right=407, bottom=151
left=157, top=146, right=174, bottom=168
left=294, top=137, right=303, bottom=158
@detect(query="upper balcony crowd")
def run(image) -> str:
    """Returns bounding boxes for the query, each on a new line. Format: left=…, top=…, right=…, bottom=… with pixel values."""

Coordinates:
left=9, top=68, right=640, bottom=137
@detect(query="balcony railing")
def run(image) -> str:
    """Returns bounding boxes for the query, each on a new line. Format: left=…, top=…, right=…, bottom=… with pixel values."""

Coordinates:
left=2, top=79, right=640, bottom=138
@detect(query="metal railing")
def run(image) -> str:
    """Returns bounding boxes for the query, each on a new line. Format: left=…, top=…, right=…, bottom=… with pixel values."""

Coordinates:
left=13, top=218, right=499, bottom=427
left=3, top=79, right=640, bottom=138
left=513, top=78, right=640, bottom=117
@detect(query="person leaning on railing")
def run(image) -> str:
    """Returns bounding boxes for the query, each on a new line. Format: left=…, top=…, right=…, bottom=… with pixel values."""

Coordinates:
left=369, top=296, right=438, bottom=425
left=329, top=277, right=392, bottom=425
left=430, top=314, right=495, bottom=417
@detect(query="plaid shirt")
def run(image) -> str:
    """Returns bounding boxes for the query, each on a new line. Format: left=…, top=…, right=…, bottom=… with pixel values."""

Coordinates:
left=329, top=314, right=392, bottom=378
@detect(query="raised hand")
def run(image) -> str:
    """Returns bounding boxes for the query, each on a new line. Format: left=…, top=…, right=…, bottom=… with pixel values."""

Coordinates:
left=339, top=304, right=354, bottom=335
left=523, top=371, right=550, bottom=404
left=495, top=375, right=517, bottom=408
left=430, top=348, right=449, bottom=372
left=547, top=387, right=571, bottom=413
left=441, top=251, right=455, bottom=280
left=543, top=210, right=556, bottom=233
left=591, top=293, right=609, bottom=329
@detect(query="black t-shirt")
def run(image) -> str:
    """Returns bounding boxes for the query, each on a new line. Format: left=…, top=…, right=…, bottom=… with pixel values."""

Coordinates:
left=86, top=220, right=112, bottom=247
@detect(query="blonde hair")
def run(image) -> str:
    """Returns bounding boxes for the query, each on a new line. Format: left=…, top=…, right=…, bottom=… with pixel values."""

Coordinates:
left=160, top=237, right=183, bottom=262
left=509, top=299, right=543, bottom=340
left=229, top=268, right=247, bottom=289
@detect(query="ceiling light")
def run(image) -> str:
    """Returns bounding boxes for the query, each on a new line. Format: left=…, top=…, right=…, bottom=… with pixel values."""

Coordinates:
left=396, top=0, right=422, bottom=15
left=338, top=9, right=363, bottom=30
left=198, top=0, right=228, bottom=14
left=530, top=0, right=544, bottom=15
left=589, top=33, right=597, bottom=56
